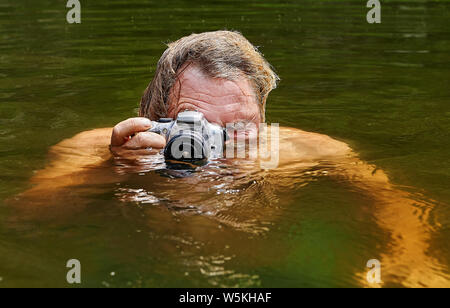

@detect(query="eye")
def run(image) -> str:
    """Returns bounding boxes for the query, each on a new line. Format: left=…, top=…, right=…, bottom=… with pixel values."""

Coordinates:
left=234, top=121, right=246, bottom=130
left=227, top=120, right=255, bottom=131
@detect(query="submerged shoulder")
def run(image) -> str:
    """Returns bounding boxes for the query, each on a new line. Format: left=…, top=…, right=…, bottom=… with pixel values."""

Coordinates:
left=56, top=127, right=112, bottom=149
left=27, top=127, right=114, bottom=194
left=278, top=126, right=353, bottom=160
left=42, top=127, right=113, bottom=175
left=49, top=127, right=112, bottom=158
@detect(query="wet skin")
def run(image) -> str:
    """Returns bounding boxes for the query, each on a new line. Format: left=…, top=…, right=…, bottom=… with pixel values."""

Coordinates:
left=15, top=64, right=449, bottom=287
left=167, top=63, right=260, bottom=128
left=111, top=63, right=262, bottom=155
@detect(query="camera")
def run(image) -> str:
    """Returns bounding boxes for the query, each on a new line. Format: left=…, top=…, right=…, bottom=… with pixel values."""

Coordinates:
left=147, top=110, right=229, bottom=163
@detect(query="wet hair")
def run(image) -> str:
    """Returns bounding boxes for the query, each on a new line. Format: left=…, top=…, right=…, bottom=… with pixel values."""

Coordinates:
left=139, top=30, right=279, bottom=122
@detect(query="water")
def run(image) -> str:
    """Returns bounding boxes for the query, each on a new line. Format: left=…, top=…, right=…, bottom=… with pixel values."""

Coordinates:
left=0, top=0, right=449, bottom=287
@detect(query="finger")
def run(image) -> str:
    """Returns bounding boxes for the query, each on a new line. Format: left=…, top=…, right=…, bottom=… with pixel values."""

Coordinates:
left=111, top=117, right=153, bottom=146
left=122, top=132, right=166, bottom=150
left=110, top=146, right=161, bottom=157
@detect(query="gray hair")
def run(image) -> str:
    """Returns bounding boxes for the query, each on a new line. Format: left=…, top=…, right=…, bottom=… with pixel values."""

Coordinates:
left=139, top=30, right=279, bottom=122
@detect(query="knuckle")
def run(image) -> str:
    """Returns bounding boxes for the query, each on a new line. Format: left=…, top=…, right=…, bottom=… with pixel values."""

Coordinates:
left=112, top=125, right=120, bottom=137
left=133, top=133, right=144, bottom=145
left=128, top=118, right=138, bottom=130
left=111, top=126, right=122, bottom=146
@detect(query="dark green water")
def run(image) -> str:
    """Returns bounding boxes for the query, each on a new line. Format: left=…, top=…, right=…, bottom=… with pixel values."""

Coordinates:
left=0, top=0, right=449, bottom=287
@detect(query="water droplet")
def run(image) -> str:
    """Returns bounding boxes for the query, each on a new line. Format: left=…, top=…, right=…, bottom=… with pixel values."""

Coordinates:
left=101, top=281, right=110, bottom=287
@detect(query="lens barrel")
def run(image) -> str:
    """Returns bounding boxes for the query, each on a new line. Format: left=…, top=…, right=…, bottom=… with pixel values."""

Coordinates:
left=164, top=131, right=209, bottom=162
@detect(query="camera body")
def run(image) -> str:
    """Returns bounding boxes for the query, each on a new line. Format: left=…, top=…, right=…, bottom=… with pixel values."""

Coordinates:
left=147, top=110, right=228, bottom=163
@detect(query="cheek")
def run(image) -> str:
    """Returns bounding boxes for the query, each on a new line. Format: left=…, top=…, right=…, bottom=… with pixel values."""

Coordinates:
left=229, top=126, right=259, bottom=141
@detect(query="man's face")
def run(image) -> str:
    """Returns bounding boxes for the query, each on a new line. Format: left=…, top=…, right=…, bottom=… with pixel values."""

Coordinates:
left=167, top=63, right=261, bottom=138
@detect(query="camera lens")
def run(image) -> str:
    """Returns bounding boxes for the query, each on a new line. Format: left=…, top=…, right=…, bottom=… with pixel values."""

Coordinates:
left=164, top=131, right=209, bottom=162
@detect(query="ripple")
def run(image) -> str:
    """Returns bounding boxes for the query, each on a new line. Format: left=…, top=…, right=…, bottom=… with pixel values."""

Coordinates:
left=115, top=187, right=160, bottom=204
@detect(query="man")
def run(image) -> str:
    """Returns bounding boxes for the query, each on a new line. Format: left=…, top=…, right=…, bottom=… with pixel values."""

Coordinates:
left=110, top=30, right=347, bottom=161
left=19, top=31, right=446, bottom=287
left=27, top=30, right=354, bottom=193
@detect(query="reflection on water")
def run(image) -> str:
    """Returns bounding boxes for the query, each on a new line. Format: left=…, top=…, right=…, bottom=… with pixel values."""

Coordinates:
left=114, top=156, right=282, bottom=234
left=8, top=137, right=449, bottom=287
left=1, top=0, right=450, bottom=287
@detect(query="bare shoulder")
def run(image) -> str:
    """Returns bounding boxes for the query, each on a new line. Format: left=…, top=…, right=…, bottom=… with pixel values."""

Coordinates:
left=53, top=127, right=112, bottom=152
left=32, top=128, right=112, bottom=183
left=278, top=126, right=353, bottom=161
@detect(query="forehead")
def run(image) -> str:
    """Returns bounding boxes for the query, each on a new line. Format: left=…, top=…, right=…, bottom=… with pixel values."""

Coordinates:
left=168, top=64, right=261, bottom=126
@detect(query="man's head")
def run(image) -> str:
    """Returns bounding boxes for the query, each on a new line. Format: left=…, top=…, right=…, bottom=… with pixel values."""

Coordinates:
left=139, top=31, right=279, bottom=125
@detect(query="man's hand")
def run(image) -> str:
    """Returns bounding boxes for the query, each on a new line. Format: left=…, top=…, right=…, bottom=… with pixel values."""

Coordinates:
left=110, top=117, right=166, bottom=157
